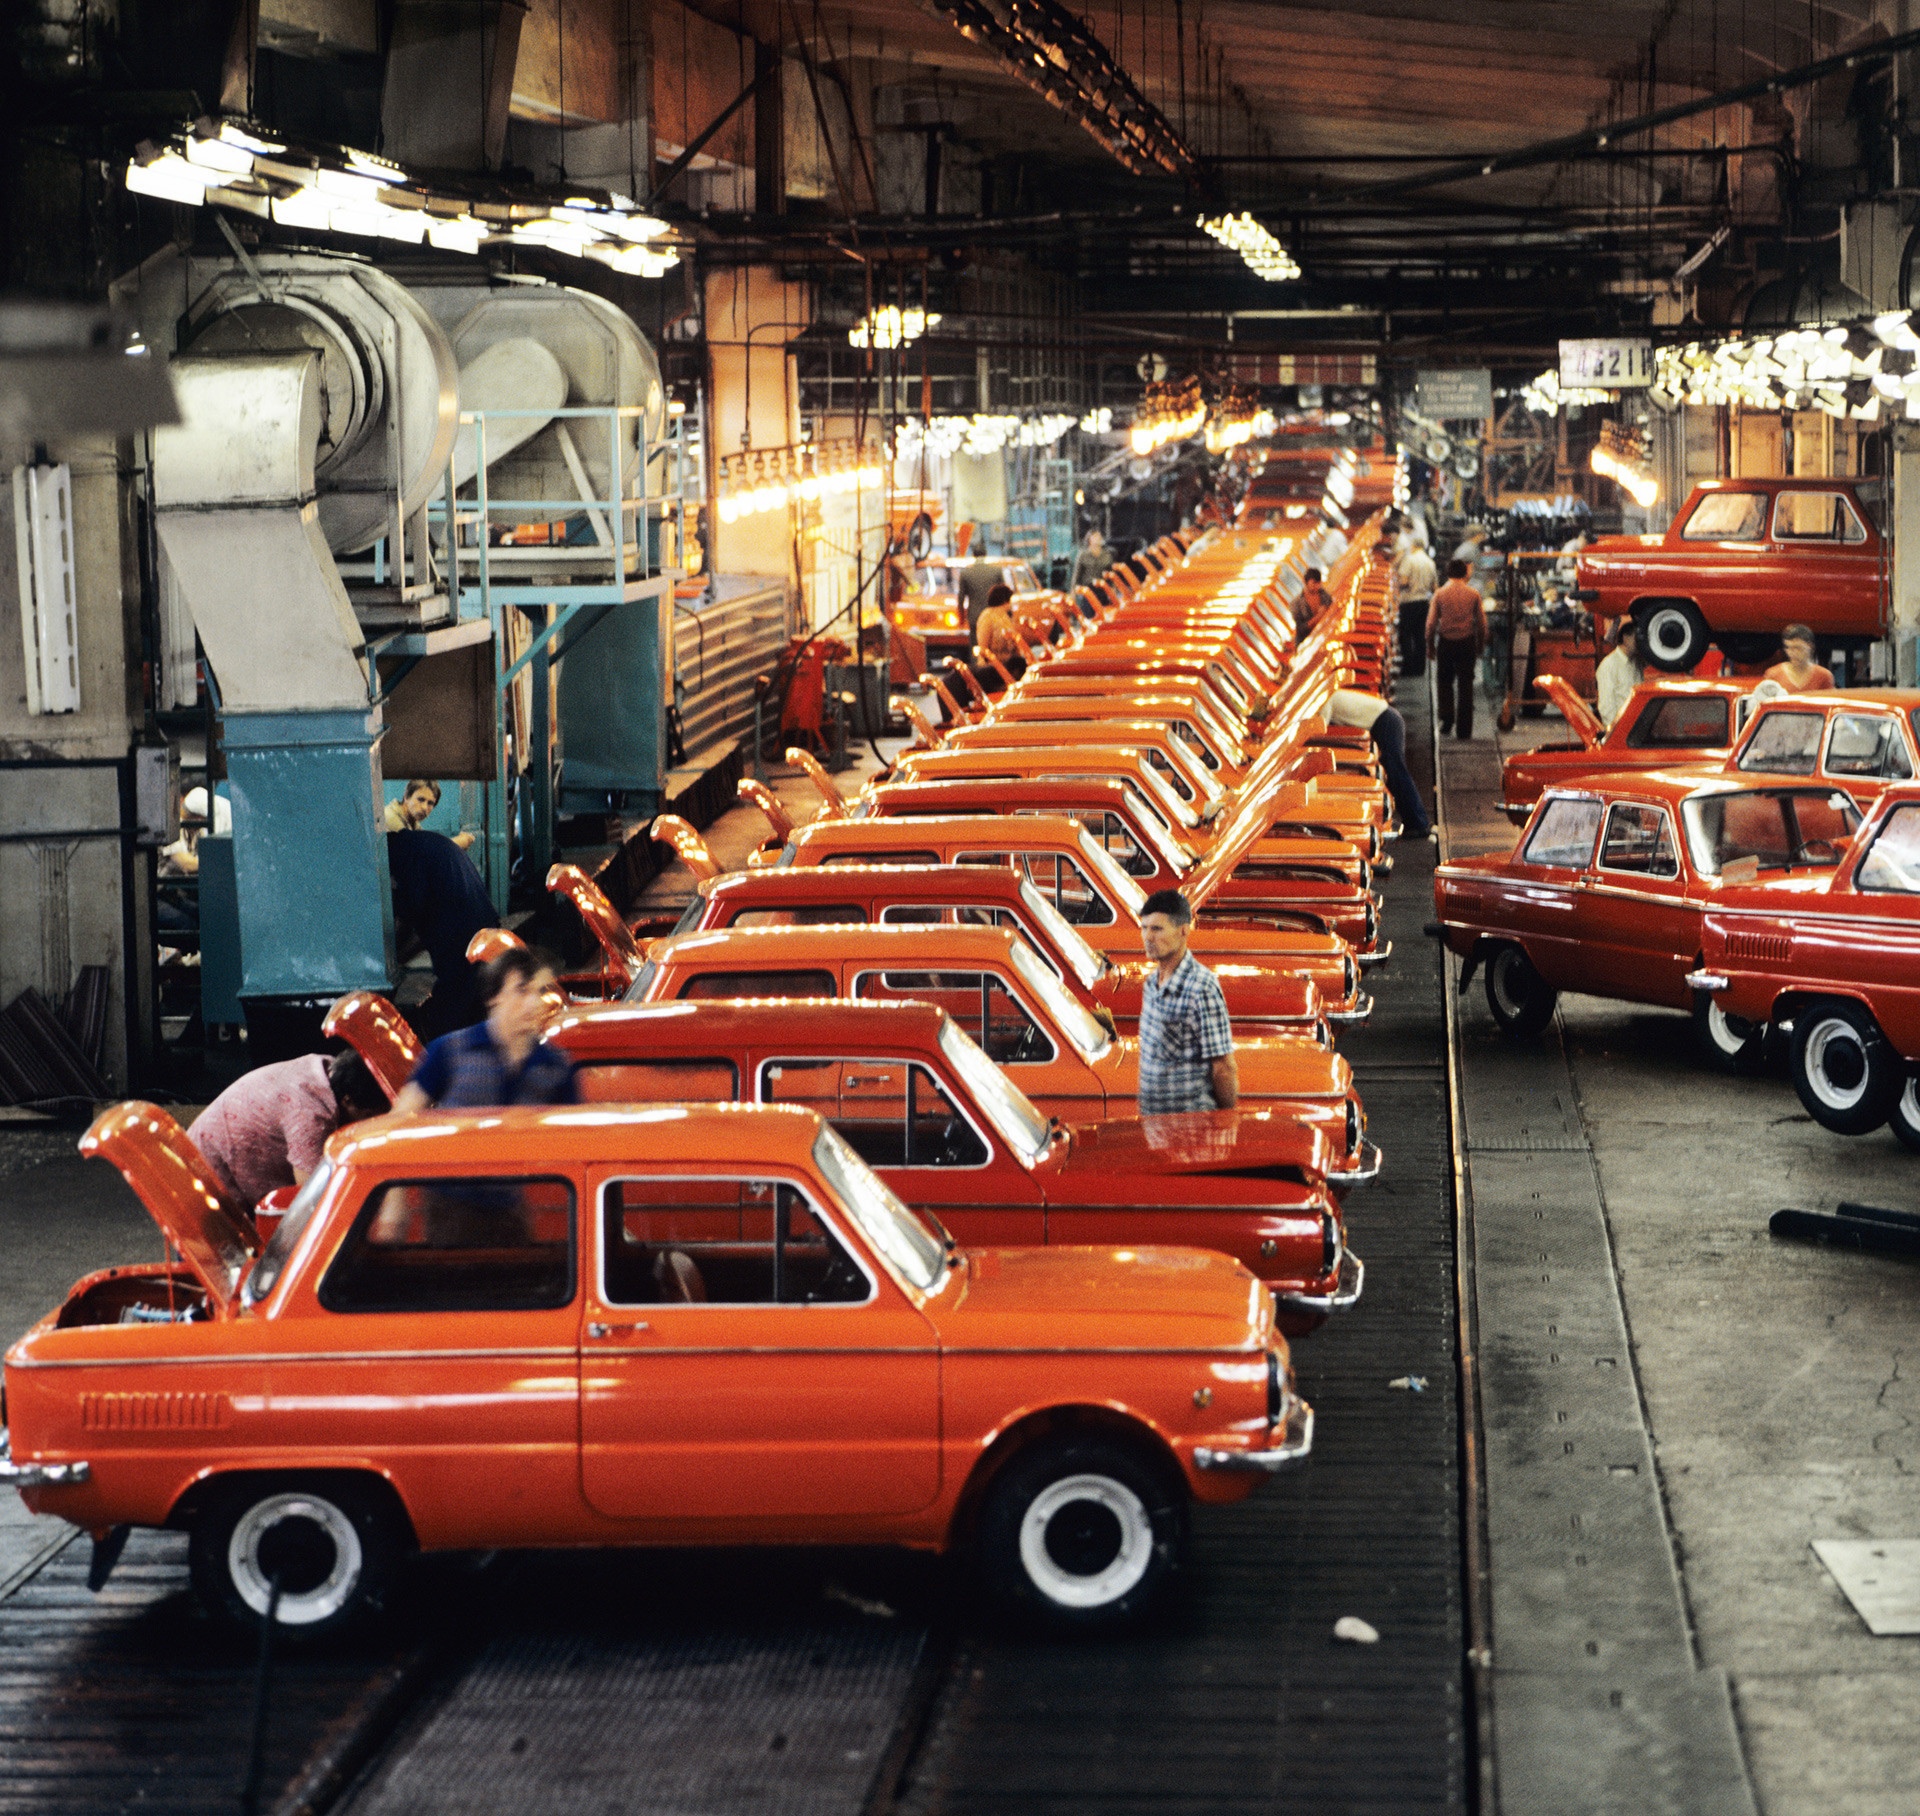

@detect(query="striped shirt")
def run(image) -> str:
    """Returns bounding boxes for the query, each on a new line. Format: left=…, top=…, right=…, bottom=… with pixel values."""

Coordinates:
left=1138, top=950, right=1234, bottom=1114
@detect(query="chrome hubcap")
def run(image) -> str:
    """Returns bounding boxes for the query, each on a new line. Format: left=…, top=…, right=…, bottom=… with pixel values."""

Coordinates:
left=1019, top=1474, right=1153, bottom=1609
left=228, top=1493, right=362, bottom=1624
left=1805, top=1020, right=1869, bottom=1111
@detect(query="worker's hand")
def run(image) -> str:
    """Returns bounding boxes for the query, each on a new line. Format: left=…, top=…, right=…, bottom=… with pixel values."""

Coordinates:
left=453, top=831, right=477, bottom=850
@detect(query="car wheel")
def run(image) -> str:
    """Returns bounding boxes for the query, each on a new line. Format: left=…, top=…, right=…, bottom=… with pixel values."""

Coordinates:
left=1692, top=990, right=1766, bottom=1073
left=1636, top=601, right=1711, bottom=672
left=1789, top=1000, right=1901, bottom=1135
left=1887, top=1077, right=1920, bottom=1153
left=977, top=1437, right=1185, bottom=1632
left=1483, top=943, right=1558, bottom=1038
left=189, top=1477, right=403, bottom=1640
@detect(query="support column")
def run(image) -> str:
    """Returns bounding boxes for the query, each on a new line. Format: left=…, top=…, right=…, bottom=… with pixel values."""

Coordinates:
left=1891, top=431, right=1920, bottom=684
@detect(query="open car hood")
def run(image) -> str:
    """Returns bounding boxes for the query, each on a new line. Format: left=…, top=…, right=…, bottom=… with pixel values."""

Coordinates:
left=1058, top=1109, right=1334, bottom=1188
left=79, top=1103, right=259, bottom=1315
left=1532, top=674, right=1604, bottom=748
left=323, top=990, right=425, bottom=1102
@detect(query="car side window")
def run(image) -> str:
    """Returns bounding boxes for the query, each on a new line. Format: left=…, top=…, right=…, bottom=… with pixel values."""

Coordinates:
left=1857, top=804, right=1920, bottom=894
left=679, top=968, right=836, bottom=1000
left=1014, top=851, right=1112, bottom=926
left=1170, top=721, right=1220, bottom=769
left=1625, top=697, right=1730, bottom=749
left=1736, top=711, right=1822, bottom=776
left=1824, top=713, right=1914, bottom=780
left=600, top=1177, right=869, bottom=1306
left=822, top=851, right=937, bottom=866
left=321, top=1177, right=576, bottom=1314
left=852, top=968, right=1057, bottom=1065
left=1022, top=809, right=1154, bottom=879
left=1521, top=798, right=1605, bottom=868
left=1597, top=804, right=1679, bottom=878
left=576, top=1058, right=738, bottom=1104
left=1681, top=492, right=1768, bottom=540
left=760, top=1059, right=989, bottom=1168
left=729, top=905, right=866, bottom=928
left=1772, top=491, right=1868, bottom=543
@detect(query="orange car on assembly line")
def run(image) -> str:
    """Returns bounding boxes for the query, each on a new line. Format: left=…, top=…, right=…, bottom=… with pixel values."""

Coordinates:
left=4, top=1101, right=1311, bottom=1638
left=629, top=923, right=1380, bottom=1183
left=323, top=991, right=1362, bottom=1328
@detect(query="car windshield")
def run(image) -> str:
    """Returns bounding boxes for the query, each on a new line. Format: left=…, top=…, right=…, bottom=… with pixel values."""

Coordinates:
left=242, top=1159, right=333, bottom=1307
left=1076, top=827, right=1150, bottom=916
left=938, top=1019, right=1052, bottom=1160
left=1736, top=710, right=1822, bottom=776
left=1019, top=878, right=1107, bottom=987
left=1009, top=938, right=1113, bottom=1059
left=1857, top=803, right=1920, bottom=894
left=810, top=1124, right=946, bottom=1291
left=1682, top=788, right=1861, bottom=875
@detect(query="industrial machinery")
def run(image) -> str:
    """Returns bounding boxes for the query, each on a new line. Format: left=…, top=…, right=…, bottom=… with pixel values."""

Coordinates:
left=120, top=249, right=680, bottom=1029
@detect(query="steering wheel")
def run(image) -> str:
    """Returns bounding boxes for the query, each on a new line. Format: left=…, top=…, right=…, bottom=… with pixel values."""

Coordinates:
left=1000, top=1023, right=1046, bottom=1064
left=935, top=1117, right=975, bottom=1167
left=907, top=511, right=935, bottom=561
left=1793, top=837, right=1840, bottom=864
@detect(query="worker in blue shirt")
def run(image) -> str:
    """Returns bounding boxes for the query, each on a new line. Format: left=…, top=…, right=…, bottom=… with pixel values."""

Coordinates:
left=394, top=946, right=577, bottom=1112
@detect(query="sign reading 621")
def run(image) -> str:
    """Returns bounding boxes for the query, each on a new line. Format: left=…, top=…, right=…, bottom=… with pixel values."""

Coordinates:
left=1559, top=338, right=1654, bottom=389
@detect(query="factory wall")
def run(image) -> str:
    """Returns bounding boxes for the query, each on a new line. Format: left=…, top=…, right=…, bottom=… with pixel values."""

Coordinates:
left=0, top=436, right=153, bottom=1089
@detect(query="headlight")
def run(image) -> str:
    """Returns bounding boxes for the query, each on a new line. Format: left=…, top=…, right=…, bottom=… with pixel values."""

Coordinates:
left=1345, top=1097, right=1360, bottom=1154
left=1266, top=1349, right=1284, bottom=1422
left=1364, top=901, right=1377, bottom=944
left=1343, top=954, right=1357, bottom=1001
left=1321, top=1208, right=1339, bottom=1273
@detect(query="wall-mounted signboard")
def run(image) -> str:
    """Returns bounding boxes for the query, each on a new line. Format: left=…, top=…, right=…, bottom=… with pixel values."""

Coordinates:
left=1415, top=369, right=1493, bottom=420
left=1559, top=338, right=1654, bottom=388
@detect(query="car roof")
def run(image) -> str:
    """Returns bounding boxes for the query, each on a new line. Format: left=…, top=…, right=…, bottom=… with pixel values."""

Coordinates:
left=705, top=861, right=1031, bottom=902
left=1748, top=689, right=1920, bottom=711
left=546, top=997, right=953, bottom=1054
left=1689, top=476, right=1872, bottom=495
left=870, top=779, right=1136, bottom=811
left=1625, top=676, right=1760, bottom=701
left=899, top=746, right=1165, bottom=775
left=1540, top=768, right=1857, bottom=808
left=791, top=812, right=1095, bottom=848
left=651, top=922, right=1029, bottom=964
left=331, top=1100, right=825, bottom=1169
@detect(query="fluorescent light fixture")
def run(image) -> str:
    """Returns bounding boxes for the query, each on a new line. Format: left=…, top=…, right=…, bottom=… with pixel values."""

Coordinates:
left=1197, top=212, right=1301, bottom=282
left=848, top=306, right=942, bottom=350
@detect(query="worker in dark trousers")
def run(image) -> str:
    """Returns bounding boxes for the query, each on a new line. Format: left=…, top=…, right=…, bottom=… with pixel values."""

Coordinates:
left=1425, top=559, right=1488, bottom=740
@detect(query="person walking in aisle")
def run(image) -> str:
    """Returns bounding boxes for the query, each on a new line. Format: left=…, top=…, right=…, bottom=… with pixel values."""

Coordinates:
left=1426, top=559, right=1488, bottom=740
left=1395, top=538, right=1437, bottom=678
left=1136, top=890, right=1238, bottom=1115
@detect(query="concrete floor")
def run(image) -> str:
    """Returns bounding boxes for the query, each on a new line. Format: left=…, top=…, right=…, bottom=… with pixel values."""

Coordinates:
left=1450, top=693, right=1920, bottom=1814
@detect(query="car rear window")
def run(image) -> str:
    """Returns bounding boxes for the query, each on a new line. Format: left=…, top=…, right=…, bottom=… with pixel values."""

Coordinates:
left=822, top=851, right=937, bottom=866
left=1681, top=492, right=1768, bottom=540
left=679, top=969, right=836, bottom=1000
left=576, top=1058, right=739, bottom=1104
left=729, top=905, right=866, bottom=927
left=1824, top=713, right=1914, bottom=780
left=1736, top=710, right=1822, bottom=775
left=1772, top=491, right=1868, bottom=543
left=1625, top=696, right=1730, bottom=749
left=321, top=1177, right=576, bottom=1313
left=1521, top=797, right=1604, bottom=868
left=1857, top=803, right=1920, bottom=894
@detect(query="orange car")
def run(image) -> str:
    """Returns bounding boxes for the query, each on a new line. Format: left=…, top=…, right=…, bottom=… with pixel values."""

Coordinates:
left=4, top=1100, right=1311, bottom=1637
left=631, top=923, right=1380, bottom=1183
left=323, top=990, right=1362, bottom=1327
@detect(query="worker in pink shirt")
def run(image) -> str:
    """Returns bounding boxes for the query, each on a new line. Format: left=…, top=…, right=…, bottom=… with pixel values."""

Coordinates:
left=1425, top=559, right=1489, bottom=740
left=188, top=1050, right=388, bottom=1208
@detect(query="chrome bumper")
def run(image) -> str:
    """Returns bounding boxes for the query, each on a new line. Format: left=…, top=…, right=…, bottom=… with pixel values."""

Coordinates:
left=1274, top=1249, right=1364, bottom=1315
left=1684, top=969, right=1729, bottom=993
left=0, top=1430, right=89, bottom=1490
left=1326, top=991, right=1375, bottom=1024
left=1195, top=1396, right=1315, bottom=1473
left=1330, top=1139, right=1384, bottom=1187
left=1355, top=941, right=1393, bottom=968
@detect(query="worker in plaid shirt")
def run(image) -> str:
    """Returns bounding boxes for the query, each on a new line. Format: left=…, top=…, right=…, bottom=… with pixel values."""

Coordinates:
left=1136, top=889, right=1239, bottom=1115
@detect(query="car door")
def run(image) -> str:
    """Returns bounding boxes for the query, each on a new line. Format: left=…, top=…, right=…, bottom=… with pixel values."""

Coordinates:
left=758, top=1054, right=1044, bottom=1246
left=1769, top=490, right=1873, bottom=638
left=1673, top=488, right=1772, bottom=631
left=581, top=1168, right=941, bottom=1521
left=1497, top=795, right=1605, bottom=988
left=1575, top=801, right=1693, bottom=1007
left=300, top=1167, right=586, bottom=1537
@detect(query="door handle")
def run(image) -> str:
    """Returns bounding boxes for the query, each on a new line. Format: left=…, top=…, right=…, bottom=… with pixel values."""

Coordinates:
left=586, top=1321, right=650, bottom=1339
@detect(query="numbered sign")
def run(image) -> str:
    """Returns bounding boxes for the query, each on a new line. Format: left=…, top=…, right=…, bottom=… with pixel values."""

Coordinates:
left=1559, top=338, right=1654, bottom=389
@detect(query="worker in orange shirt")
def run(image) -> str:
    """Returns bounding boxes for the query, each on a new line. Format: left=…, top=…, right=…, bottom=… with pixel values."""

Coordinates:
left=1763, top=622, right=1835, bottom=693
left=1426, top=559, right=1489, bottom=740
